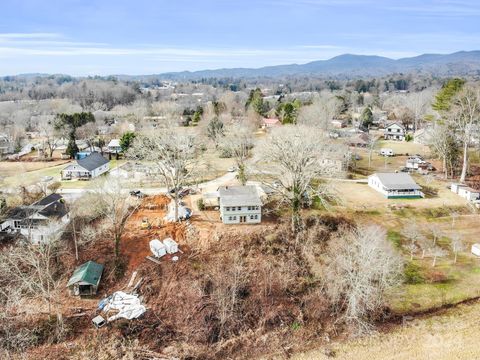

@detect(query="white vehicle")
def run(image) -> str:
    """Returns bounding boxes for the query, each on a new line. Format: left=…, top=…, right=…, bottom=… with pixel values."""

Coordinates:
left=380, top=148, right=395, bottom=157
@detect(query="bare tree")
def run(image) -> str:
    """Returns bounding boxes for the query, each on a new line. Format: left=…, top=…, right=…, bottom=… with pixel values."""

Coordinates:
left=91, top=178, right=139, bottom=261
left=366, top=133, right=378, bottom=169
left=128, top=129, right=199, bottom=221
left=220, top=123, right=255, bottom=185
left=39, top=121, right=62, bottom=159
left=0, top=221, right=65, bottom=336
left=447, top=86, right=480, bottom=182
left=450, top=233, right=465, bottom=264
left=324, top=225, right=403, bottom=333
left=255, top=125, right=339, bottom=233
left=402, top=222, right=424, bottom=260
left=430, top=245, right=448, bottom=267
left=429, top=123, right=460, bottom=179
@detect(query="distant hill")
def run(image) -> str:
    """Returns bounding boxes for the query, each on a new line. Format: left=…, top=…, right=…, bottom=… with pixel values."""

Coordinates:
left=156, top=51, right=480, bottom=80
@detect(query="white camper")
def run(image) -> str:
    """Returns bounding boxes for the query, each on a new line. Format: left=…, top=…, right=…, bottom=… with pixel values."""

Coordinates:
left=163, top=237, right=179, bottom=254
left=149, top=239, right=167, bottom=258
left=380, top=148, right=395, bottom=157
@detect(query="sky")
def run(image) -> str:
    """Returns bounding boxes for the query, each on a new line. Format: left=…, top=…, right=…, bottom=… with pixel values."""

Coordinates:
left=0, top=0, right=480, bottom=76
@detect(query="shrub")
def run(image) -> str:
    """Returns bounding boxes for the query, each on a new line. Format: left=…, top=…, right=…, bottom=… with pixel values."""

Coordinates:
left=404, top=262, right=425, bottom=284
left=197, top=198, right=205, bottom=211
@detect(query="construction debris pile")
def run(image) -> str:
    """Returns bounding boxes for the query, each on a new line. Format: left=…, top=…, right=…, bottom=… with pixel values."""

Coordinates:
left=98, top=291, right=146, bottom=322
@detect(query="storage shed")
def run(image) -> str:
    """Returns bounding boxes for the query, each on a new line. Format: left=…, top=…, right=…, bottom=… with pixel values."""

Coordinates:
left=67, top=261, right=104, bottom=296
left=458, top=187, right=480, bottom=202
left=472, top=244, right=480, bottom=257
left=150, top=239, right=167, bottom=258
left=163, top=238, right=178, bottom=254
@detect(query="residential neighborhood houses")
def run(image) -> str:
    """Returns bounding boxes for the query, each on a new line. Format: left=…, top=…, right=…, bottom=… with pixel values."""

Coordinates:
left=0, top=193, right=70, bottom=244
left=61, top=152, right=110, bottom=180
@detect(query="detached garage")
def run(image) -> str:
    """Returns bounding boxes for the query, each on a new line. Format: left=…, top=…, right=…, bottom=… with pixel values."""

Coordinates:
left=67, top=261, right=104, bottom=296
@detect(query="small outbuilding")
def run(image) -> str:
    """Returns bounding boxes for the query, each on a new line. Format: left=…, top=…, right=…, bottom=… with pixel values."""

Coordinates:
left=67, top=261, right=104, bottom=296
left=472, top=244, right=480, bottom=257
left=163, top=237, right=179, bottom=254
left=150, top=239, right=167, bottom=258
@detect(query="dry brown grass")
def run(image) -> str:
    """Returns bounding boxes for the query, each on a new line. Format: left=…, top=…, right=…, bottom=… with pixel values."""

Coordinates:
left=292, top=300, right=480, bottom=360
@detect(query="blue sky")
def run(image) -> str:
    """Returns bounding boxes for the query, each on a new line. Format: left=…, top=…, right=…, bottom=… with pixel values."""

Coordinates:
left=1, top=0, right=479, bottom=75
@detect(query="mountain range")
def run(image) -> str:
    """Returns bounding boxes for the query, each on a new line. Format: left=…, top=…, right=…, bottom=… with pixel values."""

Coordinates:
left=156, top=51, right=480, bottom=80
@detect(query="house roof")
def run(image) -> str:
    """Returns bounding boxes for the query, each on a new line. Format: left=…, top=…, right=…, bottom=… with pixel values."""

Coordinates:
left=262, top=118, right=281, bottom=126
left=372, top=173, right=421, bottom=190
left=38, top=200, right=68, bottom=219
left=34, top=193, right=62, bottom=206
left=385, top=122, right=406, bottom=130
left=76, top=152, right=109, bottom=171
left=3, top=194, right=67, bottom=221
left=108, top=139, right=121, bottom=147
left=67, top=261, right=104, bottom=287
left=218, top=185, right=262, bottom=206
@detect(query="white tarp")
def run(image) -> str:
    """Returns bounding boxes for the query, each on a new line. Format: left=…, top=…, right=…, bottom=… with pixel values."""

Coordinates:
left=102, top=291, right=146, bottom=322
left=164, top=201, right=192, bottom=222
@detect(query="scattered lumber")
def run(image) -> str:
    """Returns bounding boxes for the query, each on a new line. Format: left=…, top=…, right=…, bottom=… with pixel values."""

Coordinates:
left=127, top=271, right=138, bottom=288
left=146, top=256, right=161, bottom=265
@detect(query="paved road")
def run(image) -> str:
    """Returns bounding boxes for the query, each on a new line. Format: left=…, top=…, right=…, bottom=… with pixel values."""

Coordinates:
left=58, top=171, right=238, bottom=201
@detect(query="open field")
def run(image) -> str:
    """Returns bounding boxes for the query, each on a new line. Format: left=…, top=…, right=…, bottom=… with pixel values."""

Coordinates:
left=292, top=299, right=480, bottom=360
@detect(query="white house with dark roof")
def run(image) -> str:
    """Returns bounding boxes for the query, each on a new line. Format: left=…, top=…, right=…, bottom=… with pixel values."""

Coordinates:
left=0, top=193, right=70, bottom=244
left=107, top=139, right=122, bottom=153
left=384, top=122, right=406, bottom=141
left=368, top=173, right=423, bottom=198
left=218, top=185, right=262, bottom=224
left=61, top=152, right=109, bottom=180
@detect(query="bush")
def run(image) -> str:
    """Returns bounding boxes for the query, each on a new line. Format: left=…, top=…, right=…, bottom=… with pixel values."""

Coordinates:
left=197, top=198, right=205, bottom=211
left=404, top=262, right=425, bottom=284
left=405, top=134, right=413, bottom=142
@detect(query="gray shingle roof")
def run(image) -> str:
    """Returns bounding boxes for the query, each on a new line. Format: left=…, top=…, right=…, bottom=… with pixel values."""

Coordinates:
left=77, top=152, right=109, bottom=171
left=373, top=173, right=421, bottom=190
left=218, top=185, right=262, bottom=206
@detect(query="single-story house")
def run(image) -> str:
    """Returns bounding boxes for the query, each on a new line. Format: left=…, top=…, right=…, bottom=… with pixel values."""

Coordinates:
left=61, top=152, right=109, bottom=180
left=0, top=193, right=70, bottom=244
left=348, top=133, right=369, bottom=147
left=218, top=185, right=262, bottom=224
left=368, top=172, right=423, bottom=198
left=107, top=139, right=122, bottom=153
left=384, top=122, right=406, bottom=141
left=67, top=261, right=104, bottom=296
left=261, top=118, right=281, bottom=129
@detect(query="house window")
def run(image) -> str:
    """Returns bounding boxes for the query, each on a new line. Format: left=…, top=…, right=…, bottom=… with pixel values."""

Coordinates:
left=237, top=206, right=241, bottom=211
left=255, top=206, right=259, bottom=210
left=254, top=215, right=258, bottom=219
left=233, top=216, right=237, bottom=220
left=228, top=216, right=232, bottom=221
left=226, top=207, right=230, bottom=211
left=250, top=215, right=254, bottom=219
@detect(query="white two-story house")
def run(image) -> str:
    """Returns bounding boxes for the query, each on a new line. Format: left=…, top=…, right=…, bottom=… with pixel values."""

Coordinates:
left=218, top=185, right=262, bottom=224
left=384, top=122, right=406, bottom=141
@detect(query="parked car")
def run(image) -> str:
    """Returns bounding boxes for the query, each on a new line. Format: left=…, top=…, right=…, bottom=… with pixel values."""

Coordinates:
left=178, top=188, right=191, bottom=197
left=380, top=148, right=395, bottom=157
left=130, top=190, right=146, bottom=198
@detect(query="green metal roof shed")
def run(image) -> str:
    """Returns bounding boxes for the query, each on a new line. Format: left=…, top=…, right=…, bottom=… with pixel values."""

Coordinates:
left=67, top=261, right=104, bottom=296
